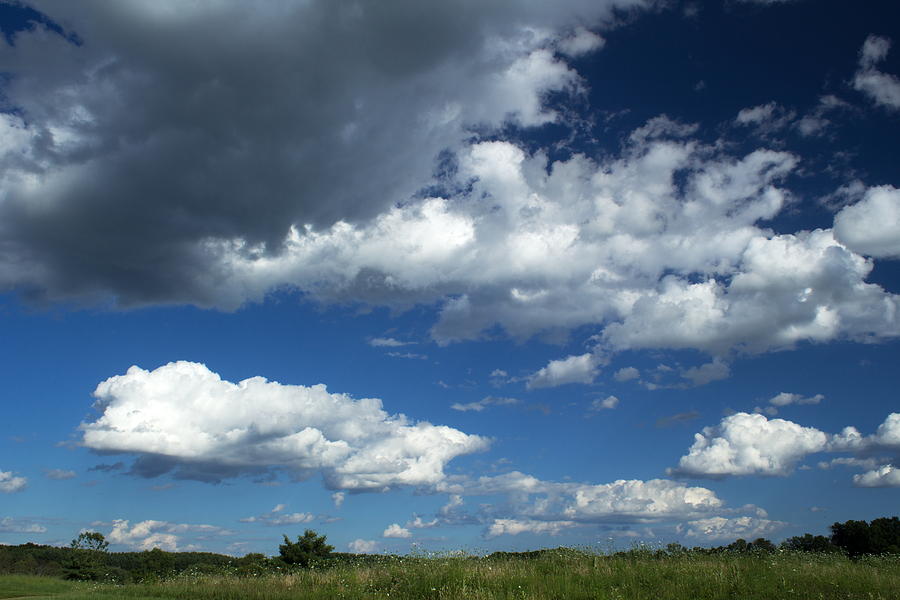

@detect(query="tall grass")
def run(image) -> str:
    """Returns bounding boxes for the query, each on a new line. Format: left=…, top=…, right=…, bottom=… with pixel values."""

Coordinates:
left=3, top=549, right=899, bottom=600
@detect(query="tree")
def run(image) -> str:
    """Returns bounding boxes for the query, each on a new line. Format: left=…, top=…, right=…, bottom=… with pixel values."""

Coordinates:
left=279, top=529, right=334, bottom=567
left=70, top=531, right=109, bottom=552
left=781, top=533, right=840, bottom=553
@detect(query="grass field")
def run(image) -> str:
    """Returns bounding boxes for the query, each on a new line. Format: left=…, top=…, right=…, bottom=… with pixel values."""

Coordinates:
left=2, top=550, right=899, bottom=600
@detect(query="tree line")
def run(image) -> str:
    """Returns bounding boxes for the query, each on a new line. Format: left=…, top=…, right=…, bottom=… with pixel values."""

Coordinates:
left=0, top=519, right=897, bottom=583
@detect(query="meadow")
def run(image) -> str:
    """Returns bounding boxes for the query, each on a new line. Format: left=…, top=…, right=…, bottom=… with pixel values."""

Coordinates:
left=1, top=548, right=898, bottom=600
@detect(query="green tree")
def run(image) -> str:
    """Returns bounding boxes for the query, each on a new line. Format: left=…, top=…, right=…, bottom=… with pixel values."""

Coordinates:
left=70, top=531, right=109, bottom=552
left=279, top=529, right=334, bottom=567
left=781, top=533, right=841, bottom=553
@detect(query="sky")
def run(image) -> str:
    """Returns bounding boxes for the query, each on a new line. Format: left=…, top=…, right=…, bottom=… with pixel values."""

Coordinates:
left=0, top=0, right=899, bottom=556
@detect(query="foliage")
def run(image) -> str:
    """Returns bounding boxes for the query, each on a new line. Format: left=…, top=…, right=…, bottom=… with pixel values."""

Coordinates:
left=278, top=529, right=334, bottom=567
left=831, top=516, right=900, bottom=557
left=781, top=533, right=841, bottom=553
left=70, top=531, right=109, bottom=552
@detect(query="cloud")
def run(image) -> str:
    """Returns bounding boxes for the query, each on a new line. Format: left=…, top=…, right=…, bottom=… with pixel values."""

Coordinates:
left=368, top=337, right=414, bottom=348
left=670, top=413, right=829, bottom=477
left=0, top=517, right=46, bottom=534
left=383, top=523, right=412, bottom=538
left=673, top=412, right=900, bottom=481
left=107, top=519, right=231, bottom=551
left=486, top=518, right=578, bottom=538
left=88, top=462, right=124, bottom=473
left=558, top=27, right=605, bottom=57
left=437, top=471, right=725, bottom=524
left=853, top=464, right=900, bottom=487
left=45, top=469, right=76, bottom=480
left=240, top=505, right=315, bottom=526
left=768, top=392, right=823, bottom=407
left=656, top=411, right=701, bottom=428
left=680, top=359, right=730, bottom=387
left=613, top=367, right=640, bottom=382
left=0, top=470, right=27, bottom=493
left=348, top=539, right=379, bottom=554
left=0, top=0, right=648, bottom=309
left=591, top=395, right=620, bottom=410
left=734, top=102, right=795, bottom=136
left=853, top=35, right=900, bottom=110
left=676, top=516, right=786, bottom=541
left=527, top=353, right=600, bottom=389
left=79, top=361, right=489, bottom=490
left=833, top=185, right=900, bottom=259
left=332, top=492, right=345, bottom=508
left=450, top=396, right=519, bottom=412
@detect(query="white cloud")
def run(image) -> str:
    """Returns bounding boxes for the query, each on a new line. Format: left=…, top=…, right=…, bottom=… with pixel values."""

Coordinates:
left=368, top=337, right=414, bottom=347
left=768, top=392, right=823, bottom=407
left=670, top=413, right=828, bottom=477
left=557, top=27, right=605, bottom=58
left=853, top=464, right=900, bottom=487
left=833, top=185, right=900, bottom=258
left=332, top=492, right=345, bottom=508
left=383, top=523, right=412, bottom=538
left=486, top=518, right=578, bottom=538
left=613, top=367, right=640, bottom=382
left=107, top=519, right=230, bottom=551
left=854, top=35, right=900, bottom=110
left=681, top=359, right=730, bottom=387
left=734, top=102, right=795, bottom=136
left=527, top=353, right=599, bottom=389
left=674, top=411, right=900, bottom=481
left=437, top=471, right=725, bottom=524
left=348, top=539, right=379, bottom=554
left=677, top=516, right=785, bottom=541
left=240, top=505, right=315, bottom=526
left=45, top=469, right=77, bottom=480
left=0, top=471, right=27, bottom=493
left=591, top=395, right=619, bottom=410
left=406, top=516, right=439, bottom=529
left=451, top=396, right=519, bottom=412
left=80, top=361, right=489, bottom=490
left=0, top=517, right=46, bottom=534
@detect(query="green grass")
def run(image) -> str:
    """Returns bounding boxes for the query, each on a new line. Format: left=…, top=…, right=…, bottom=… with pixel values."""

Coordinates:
left=2, top=550, right=899, bottom=599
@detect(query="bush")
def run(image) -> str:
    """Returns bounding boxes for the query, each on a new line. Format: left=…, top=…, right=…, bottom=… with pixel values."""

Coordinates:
left=278, top=529, right=334, bottom=567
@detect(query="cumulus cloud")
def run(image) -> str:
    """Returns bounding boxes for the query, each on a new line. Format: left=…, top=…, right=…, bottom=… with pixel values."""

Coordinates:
left=451, top=396, right=519, bottom=412
left=833, top=185, right=900, bottom=259
left=0, top=0, right=648, bottom=309
left=383, top=523, right=412, bottom=538
left=107, top=519, right=230, bottom=551
left=0, top=471, right=27, bottom=493
left=613, top=367, right=640, bottom=382
left=853, top=35, right=900, bottom=110
left=681, top=359, right=730, bottom=387
left=527, top=353, right=600, bottom=389
left=734, top=102, right=795, bottom=136
left=853, top=464, right=900, bottom=487
left=437, top=471, right=725, bottom=525
left=79, top=361, right=489, bottom=490
left=768, top=392, right=823, bottom=407
left=670, top=413, right=828, bottom=477
left=348, top=539, right=379, bottom=553
left=0, top=516, right=46, bottom=534
left=591, top=395, right=620, bottom=410
left=332, top=492, right=345, bottom=508
left=676, top=516, right=786, bottom=541
left=673, top=412, right=900, bottom=481
left=486, top=518, right=578, bottom=538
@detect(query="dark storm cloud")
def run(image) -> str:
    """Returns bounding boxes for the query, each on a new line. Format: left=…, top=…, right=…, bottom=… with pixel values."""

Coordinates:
left=0, top=0, right=648, bottom=307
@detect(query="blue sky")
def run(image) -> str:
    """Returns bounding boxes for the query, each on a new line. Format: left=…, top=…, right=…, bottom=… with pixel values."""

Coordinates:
left=1, top=0, right=899, bottom=556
